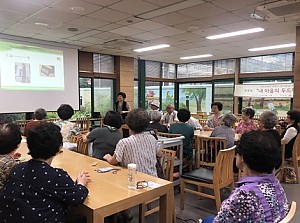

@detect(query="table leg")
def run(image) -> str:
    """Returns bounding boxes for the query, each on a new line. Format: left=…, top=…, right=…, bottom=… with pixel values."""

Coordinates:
left=159, top=186, right=174, bottom=223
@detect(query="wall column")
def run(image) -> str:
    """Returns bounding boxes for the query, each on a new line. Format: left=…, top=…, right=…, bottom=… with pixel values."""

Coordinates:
left=116, top=56, right=134, bottom=108
left=294, top=26, right=300, bottom=110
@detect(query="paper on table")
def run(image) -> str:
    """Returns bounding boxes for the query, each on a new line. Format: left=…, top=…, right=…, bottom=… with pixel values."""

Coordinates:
left=147, top=181, right=161, bottom=188
left=21, top=138, right=27, bottom=143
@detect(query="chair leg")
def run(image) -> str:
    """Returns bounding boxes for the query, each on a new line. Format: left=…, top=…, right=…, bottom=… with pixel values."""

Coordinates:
left=180, top=179, right=185, bottom=210
left=293, top=159, right=299, bottom=184
left=214, top=187, right=221, bottom=212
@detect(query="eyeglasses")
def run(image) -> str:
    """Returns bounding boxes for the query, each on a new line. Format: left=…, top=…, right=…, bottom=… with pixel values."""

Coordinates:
left=95, top=168, right=121, bottom=174
left=136, top=181, right=148, bottom=189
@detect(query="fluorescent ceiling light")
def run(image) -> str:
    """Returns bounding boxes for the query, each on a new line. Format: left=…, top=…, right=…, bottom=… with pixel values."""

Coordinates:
left=180, top=54, right=213, bottom=60
left=206, top=27, right=264, bottom=40
left=248, top=43, right=296, bottom=51
left=133, top=44, right=170, bottom=52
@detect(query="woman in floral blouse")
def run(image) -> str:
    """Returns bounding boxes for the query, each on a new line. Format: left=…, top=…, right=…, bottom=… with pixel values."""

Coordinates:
left=235, top=107, right=258, bottom=134
left=203, top=130, right=288, bottom=223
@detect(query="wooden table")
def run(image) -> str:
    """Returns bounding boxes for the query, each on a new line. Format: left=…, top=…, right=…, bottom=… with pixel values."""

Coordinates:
left=17, top=142, right=175, bottom=223
left=194, top=130, right=241, bottom=141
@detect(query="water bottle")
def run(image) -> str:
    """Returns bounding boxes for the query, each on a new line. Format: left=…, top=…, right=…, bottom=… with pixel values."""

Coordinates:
left=127, top=163, right=137, bottom=190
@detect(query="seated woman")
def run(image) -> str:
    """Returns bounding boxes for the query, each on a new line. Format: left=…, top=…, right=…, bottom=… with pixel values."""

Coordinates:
left=258, top=110, right=281, bottom=147
left=169, top=108, right=194, bottom=171
left=235, top=107, right=257, bottom=134
left=203, top=130, right=288, bottom=223
left=104, top=108, right=162, bottom=177
left=24, top=108, right=48, bottom=137
left=148, top=110, right=168, bottom=133
left=0, top=122, right=22, bottom=190
left=55, top=104, right=80, bottom=143
left=83, top=111, right=122, bottom=160
left=0, top=123, right=90, bottom=222
left=281, top=110, right=300, bottom=158
left=210, top=113, right=237, bottom=148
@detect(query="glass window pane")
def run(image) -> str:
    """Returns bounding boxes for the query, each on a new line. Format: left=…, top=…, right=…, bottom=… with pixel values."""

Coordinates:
left=241, top=79, right=292, bottom=116
left=178, top=83, right=212, bottom=113
left=146, top=61, right=161, bottom=78
left=78, top=77, right=92, bottom=117
left=161, top=82, right=175, bottom=111
left=94, top=79, right=114, bottom=116
left=145, top=81, right=160, bottom=110
left=93, top=54, right=115, bottom=74
left=214, top=82, right=234, bottom=113
left=162, top=63, right=176, bottom=79
left=214, top=59, right=235, bottom=75
left=240, top=53, right=293, bottom=73
left=134, top=80, right=138, bottom=108
left=177, top=61, right=212, bottom=78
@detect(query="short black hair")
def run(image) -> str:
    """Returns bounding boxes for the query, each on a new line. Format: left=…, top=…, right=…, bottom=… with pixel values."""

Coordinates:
left=34, top=108, right=47, bottom=120
left=236, top=130, right=281, bottom=173
left=126, top=109, right=150, bottom=133
left=57, top=104, right=74, bottom=120
left=177, top=108, right=191, bottom=122
left=117, top=92, right=126, bottom=99
left=211, top=102, right=223, bottom=111
left=242, top=107, right=255, bottom=119
left=27, top=123, right=62, bottom=160
left=103, top=111, right=122, bottom=129
left=287, top=110, right=300, bottom=124
left=0, top=123, right=22, bottom=155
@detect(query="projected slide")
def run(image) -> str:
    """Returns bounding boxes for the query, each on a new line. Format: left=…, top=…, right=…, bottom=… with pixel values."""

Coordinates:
left=0, top=40, right=64, bottom=90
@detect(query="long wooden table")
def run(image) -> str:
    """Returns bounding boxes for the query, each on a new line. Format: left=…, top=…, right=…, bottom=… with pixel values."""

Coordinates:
left=17, top=141, right=174, bottom=223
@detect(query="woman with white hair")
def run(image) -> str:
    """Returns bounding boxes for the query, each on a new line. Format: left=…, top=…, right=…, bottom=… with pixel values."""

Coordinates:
left=210, top=113, right=237, bottom=148
left=148, top=110, right=168, bottom=133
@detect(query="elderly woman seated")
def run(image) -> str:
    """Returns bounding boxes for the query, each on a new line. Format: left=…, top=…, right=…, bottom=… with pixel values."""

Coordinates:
left=24, top=108, right=47, bottom=136
left=148, top=110, right=168, bottom=133
left=235, top=107, right=257, bottom=134
left=210, top=113, right=237, bottom=148
left=203, top=130, right=288, bottom=223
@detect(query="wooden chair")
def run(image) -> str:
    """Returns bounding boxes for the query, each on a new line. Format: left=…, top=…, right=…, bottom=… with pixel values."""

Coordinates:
left=76, top=117, right=90, bottom=131
left=285, top=134, right=300, bottom=184
left=16, top=120, right=30, bottom=135
left=197, top=111, right=207, bottom=119
left=199, top=119, right=207, bottom=128
left=180, top=146, right=235, bottom=212
left=279, top=201, right=296, bottom=223
left=76, top=138, right=89, bottom=155
left=139, top=149, right=176, bottom=222
left=195, top=136, right=227, bottom=169
left=48, top=118, right=59, bottom=123
left=275, top=143, right=286, bottom=182
left=70, top=134, right=81, bottom=143
left=275, top=124, right=284, bottom=135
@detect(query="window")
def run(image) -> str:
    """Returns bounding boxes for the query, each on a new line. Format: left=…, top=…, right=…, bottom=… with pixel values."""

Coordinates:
left=78, top=77, right=92, bottom=117
left=240, top=53, right=293, bottom=73
left=146, top=61, right=161, bottom=78
left=214, top=82, right=234, bottom=113
left=145, top=81, right=160, bottom=109
left=178, top=83, right=212, bottom=113
left=241, top=79, right=292, bottom=116
left=93, top=54, right=115, bottom=74
left=161, top=82, right=175, bottom=110
left=214, top=59, right=235, bottom=75
left=93, top=79, right=114, bottom=116
left=177, top=61, right=213, bottom=78
left=162, top=63, right=176, bottom=79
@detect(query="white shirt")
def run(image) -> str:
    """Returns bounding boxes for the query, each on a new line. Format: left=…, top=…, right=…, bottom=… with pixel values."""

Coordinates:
left=187, top=117, right=203, bottom=130
left=161, top=111, right=178, bottom=125
left=282, top=124, right=298, bottom=144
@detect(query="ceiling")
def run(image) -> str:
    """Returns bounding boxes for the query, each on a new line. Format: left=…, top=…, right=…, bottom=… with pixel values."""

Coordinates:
left=0, top=0, right=299, bottom=64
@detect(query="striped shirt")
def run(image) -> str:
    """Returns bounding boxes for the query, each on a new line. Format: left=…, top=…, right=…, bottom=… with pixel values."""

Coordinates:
left=115, top=133, right=159, bottom=177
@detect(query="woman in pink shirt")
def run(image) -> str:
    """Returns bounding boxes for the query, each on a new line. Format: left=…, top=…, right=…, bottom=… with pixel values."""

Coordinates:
left=236, top=107, right=258, bottom=134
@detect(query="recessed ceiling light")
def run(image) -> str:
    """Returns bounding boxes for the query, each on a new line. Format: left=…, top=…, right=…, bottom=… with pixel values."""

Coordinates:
left=206, top=27, right=264, bottom=40
left=70, top=6, right=85, bottom=12
left=133, top=44, right=170, bottom=52
left=180, top=54, right=213, bottom=60
left=248, top=43, right=296, bottom=51
left=34, top=22, right=48, bottom=27
left=68, top=27, right=79, bottom=32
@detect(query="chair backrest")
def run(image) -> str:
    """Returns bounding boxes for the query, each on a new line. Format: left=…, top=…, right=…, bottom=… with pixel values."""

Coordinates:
left=16, top=120, right=30, bottom=135
left=70, top=134, right=81, bottom=143
left=213, top=146, right=236, bottom=187
left=76, top=138, right=89, bottom=155
left=160, top=149, right=176, bottom=181
left=196, top=136, right=227, bottom=168
left=157, top=132, right=182, bottom=155
left=48, top=118, right=59, bottom=123
left=76, top=117, right=90, bottom=131
left=292, top=134, right=300, bottom=160
left=279, top=201, right=296, bottom=223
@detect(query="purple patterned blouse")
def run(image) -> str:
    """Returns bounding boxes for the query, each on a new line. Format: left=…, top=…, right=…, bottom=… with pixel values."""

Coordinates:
left=213, top=174, right=289, bottom=223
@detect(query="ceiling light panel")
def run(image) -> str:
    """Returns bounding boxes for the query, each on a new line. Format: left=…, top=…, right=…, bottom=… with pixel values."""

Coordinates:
left=248, top=43, right=296, bottom=51
left=206, top=27, right=264, bottom=39
left=133, top=44, right=170, bottom=52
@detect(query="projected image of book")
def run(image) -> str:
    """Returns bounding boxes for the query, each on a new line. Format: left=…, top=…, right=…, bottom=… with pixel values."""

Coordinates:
left=15, top=62, right=31, bottom=83
left=40, top=65, right=55, bottom=77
